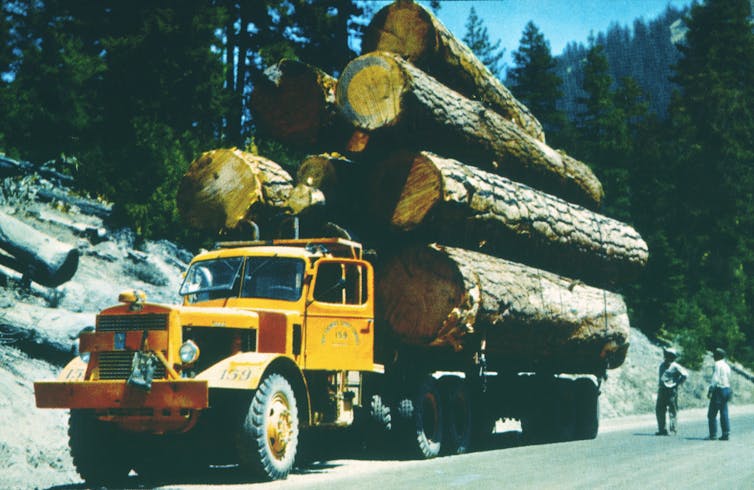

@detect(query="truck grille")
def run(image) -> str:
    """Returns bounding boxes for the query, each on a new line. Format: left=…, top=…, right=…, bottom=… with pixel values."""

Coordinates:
left=98, top=351, right=166, bottom=380
left=97, top=314, right=168, bottom=332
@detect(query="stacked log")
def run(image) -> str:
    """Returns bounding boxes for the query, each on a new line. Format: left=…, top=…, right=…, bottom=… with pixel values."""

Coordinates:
left=336, top=51, right=603, bottom=209
left=176, top=148, right=293, bottom=234
left=181, top=0, right=646, bottom=373
left=377, top=244, right=629, bottom=370
left=367, top=151, right=647, bottom=287
left=250, top=59, right=355, bottom=150
left=362, top=0, right=545, bottom=142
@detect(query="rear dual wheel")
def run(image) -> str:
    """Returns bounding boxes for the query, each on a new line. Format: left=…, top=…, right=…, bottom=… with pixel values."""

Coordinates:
left=394, top=376, right=478, bottom=458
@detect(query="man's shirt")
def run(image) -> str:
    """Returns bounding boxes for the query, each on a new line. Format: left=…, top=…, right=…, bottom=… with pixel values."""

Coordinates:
left=659, top=361, right=688, bottom=389
left=710, top=359, right=731, bottom=389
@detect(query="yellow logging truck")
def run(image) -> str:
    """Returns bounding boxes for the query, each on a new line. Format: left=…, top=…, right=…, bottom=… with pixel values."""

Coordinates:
left=35, top=238, right=603, bottom=485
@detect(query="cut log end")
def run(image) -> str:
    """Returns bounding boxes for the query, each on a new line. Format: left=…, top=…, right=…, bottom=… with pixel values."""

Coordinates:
left=378, top=246, right=466, bottom=345
left=362, top=1, right=436, bottom=64
left=250, top=60, right=334, bottom=145
left=337, top=53, right=407, bottom=131
left=177, top=149, right=262, bottom=231
left=369, top=151, right=443, bottom=230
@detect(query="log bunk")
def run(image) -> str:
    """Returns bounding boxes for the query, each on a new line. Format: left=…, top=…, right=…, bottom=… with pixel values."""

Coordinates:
left=177, top=0, right=648, bottom=373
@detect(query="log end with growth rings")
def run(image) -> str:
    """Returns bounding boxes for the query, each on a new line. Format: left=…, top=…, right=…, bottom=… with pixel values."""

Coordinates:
left=336, top=52, right=408, bottom=131
left=362, top=0, right=437, bottom=65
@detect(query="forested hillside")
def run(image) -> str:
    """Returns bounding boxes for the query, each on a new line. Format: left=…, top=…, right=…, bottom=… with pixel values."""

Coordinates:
left=1, top=0, right=753, bottom=369
left=552, top=6, right=685, bottom=118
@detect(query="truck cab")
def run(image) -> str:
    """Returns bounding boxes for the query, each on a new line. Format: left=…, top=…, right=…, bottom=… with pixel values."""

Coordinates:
left=35, top=238, right=379, bottom=483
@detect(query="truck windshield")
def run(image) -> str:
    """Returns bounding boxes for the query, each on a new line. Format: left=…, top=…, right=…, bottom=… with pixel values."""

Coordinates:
left=240, top=257, right=305, bottom=301
left=180, top=257, right=244, bottom=302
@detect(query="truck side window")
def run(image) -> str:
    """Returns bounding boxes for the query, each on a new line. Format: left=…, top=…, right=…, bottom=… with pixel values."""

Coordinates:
left=313, top=262, right=367, bottom=305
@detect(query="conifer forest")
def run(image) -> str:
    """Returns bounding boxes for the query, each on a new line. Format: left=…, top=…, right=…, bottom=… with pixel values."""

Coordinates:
left=1, top=0, right=753, bottom=368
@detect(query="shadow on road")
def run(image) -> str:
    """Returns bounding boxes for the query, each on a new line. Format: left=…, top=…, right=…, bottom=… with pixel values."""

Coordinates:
left=43, top=429, right=528, bottom=489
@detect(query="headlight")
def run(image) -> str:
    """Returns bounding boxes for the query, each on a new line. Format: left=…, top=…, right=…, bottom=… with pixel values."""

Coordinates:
left=179, top=340, right=200, bottom=364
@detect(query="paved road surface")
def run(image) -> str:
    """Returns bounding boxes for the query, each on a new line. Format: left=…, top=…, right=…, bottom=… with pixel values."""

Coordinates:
left=49, top=405, right=754, bottom=490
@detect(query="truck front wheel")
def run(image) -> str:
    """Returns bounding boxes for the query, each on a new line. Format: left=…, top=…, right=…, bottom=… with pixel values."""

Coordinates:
left=68, top=410, right=132, bottom=486
left=237, top=373, right=299, bottom=481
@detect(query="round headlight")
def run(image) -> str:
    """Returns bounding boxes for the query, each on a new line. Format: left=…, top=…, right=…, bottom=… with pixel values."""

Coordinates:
left=179, top=340, right=200, bottom=364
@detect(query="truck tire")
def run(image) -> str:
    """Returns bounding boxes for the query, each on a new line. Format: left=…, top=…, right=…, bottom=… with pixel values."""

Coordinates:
left=440, top=376, right=472, bottom=455
left=237, top=373, right=299, bottom=481
left=394, top=376, right=443, bottom=459
left=573, top=378, right=600, bottom=440
left=369, top=393, right=392, bottom=431
left=68, top=410, right=132, bottom=486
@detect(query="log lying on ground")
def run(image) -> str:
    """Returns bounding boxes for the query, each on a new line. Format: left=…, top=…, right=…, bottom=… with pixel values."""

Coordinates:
left=250, top=59, right=353, bottom=149
left=177, top=148, right=293, bottom=233
left=377, top=244, right=630, bottom=372
left=336, top=52, right=603, bottom=208
left=0, top=211, right=79, bottom=287
left=363, top=0, right=544, bottom=142
left=370, top=151, right=647, bottom=285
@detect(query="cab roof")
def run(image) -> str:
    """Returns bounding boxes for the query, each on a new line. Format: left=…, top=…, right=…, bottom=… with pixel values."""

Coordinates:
left=191, top=238, right=363, bottom=263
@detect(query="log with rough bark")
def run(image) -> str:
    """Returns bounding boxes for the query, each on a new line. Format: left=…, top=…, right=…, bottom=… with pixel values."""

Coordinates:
left=363, top=0, right=545, bottom=142
left=0, top=211, right=79, bottom=287
left=377, top=244, right=629, bottom=373
left=250, top=59, right=354, bottom=149
left=286, top=153, right=356, bottom=215
left=336, top=52, right=603, bottom=208
left=369, top=151, right=647, bottom=286
left=177, top=148, right=293, bottom=233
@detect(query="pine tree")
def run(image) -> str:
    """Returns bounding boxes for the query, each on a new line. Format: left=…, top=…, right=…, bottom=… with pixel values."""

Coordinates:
left=664, top=0, right=754, bottom=362
left=462, top=6, right=505, bottom=78
left=507, top=22, right=565, bottom=137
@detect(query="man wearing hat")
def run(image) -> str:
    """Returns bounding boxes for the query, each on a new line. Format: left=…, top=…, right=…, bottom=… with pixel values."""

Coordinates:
left=656, top=347, right=688, bottom=435
left=707, top=348, right=732, bottom=440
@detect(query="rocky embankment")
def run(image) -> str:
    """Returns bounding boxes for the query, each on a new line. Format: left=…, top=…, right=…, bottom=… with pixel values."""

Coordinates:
left=0, top=158, right=751, bottom=489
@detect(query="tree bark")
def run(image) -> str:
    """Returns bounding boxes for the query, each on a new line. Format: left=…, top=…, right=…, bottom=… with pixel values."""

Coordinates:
left=0, top=211, right=79, bottom=287
left=177, top=148, right=293, bottom=233
left=363, top=0, right=545, bottom=142
left=286, top=153, right=356, bottom=215
left=369, top=151, right=647, bottom=286
left=377, top=244, right=629, bottom=373
left=250, top=59, right=353, bottom=149
left=336, top=52, right=603, bottom=208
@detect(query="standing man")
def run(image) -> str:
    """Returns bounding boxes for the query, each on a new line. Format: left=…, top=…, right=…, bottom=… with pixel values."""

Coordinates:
left=656, top=347, right=688, bottom=435
left=707, top=348, right=732, bottom=440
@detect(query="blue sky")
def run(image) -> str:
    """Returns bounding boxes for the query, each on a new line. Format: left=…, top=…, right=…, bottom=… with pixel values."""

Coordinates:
left=368, top=1, right=691, bottom=62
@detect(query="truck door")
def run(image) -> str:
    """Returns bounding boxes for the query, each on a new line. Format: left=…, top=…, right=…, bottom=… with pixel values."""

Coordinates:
left=304, top=259, right=374, bottom=371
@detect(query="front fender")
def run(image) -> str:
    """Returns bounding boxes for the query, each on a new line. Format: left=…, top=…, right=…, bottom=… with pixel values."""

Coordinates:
left=195, top=352, right=295, bottom=390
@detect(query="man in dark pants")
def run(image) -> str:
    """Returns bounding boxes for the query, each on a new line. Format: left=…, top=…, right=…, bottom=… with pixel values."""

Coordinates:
left=707, top=348, right=732, bottom=440
left=656, top=348, right=688, bottom=435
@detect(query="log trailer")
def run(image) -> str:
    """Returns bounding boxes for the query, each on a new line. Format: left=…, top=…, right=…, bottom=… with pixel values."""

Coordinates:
left=35, top=237, right=621, bottom=484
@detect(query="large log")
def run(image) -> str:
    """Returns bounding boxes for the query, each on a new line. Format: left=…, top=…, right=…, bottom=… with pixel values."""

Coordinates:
left=177, top=148, right=293, bottom=233
left=0, top=211, right=79, bottom=287
left=369, top=151, right=647, bottom=286
left=250, top=59, right=354, bottom=149
left=363, top=0, right=545, bottom=142
left=336, top=52, right=603, bottom=208
left=377, top=244, right=629, bottom=373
